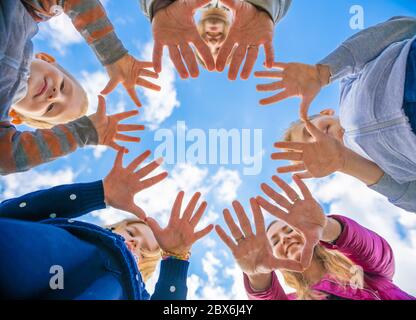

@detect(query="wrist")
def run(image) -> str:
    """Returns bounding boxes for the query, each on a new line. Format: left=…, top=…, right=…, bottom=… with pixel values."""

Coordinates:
left=316, top=64, right=331, bottom=86
left=247, top=272, right=273, bottom=292
left=321, top=217, right=342, bottom=243
left=161, top=249, right=191, bottom=261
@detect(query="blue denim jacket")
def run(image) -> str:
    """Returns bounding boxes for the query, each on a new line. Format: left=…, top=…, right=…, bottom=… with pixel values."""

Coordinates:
left=319, top=17, right=416, bottom=212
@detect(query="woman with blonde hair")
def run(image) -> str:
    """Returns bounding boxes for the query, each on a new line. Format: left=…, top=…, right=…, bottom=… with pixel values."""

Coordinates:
left=216, top=175, right=414, bottom=300
left=0, top=149, right=213, bottom=299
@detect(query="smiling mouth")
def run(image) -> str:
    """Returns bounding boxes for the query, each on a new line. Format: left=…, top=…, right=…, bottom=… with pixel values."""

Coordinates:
left=285, top=242, right=299, bottom=256
left=34, top=78, right=48, bottom=98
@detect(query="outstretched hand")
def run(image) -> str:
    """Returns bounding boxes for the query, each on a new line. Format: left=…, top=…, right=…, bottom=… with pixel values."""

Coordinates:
left=88, top=95, right=145, bottom=153
left=255, top=63, right=331, bottom=120
left=146, top=191, right=214, bottom=255
left=216, top=0, right=274, bottom=80
left=103, top=149, right=168, bottom=220
left=152, top=0, right=215, bottom=79
left=256, top=175, right=327, bottom=269
left=272, top=121, right=346, bottom=179
left=101, top=54, right=161, bottom=107
left=216, top=198, right=304, bottom=275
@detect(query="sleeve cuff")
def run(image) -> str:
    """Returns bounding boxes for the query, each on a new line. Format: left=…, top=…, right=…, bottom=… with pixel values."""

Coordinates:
left=90, top=31, right=128, bottom=66
left=148, top=0, right=175, bottom=21
left=320, top=215, right=349, bottom=250
left=78, top=180, right=106, bottom=215
left=159, top=258, right=189, bottom=283
left=317, top=45, right=356, bottom=82
left=67, top=116, right=98, bottom=146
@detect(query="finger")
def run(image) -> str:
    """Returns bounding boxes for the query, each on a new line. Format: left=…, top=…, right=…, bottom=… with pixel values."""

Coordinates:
left=136, top=77, right=161, bottom=91
left=138, top=69, right=159, bottom=79
left=232, top=200, right=254, bottom=237
left=180, top=43, right=199, bottom=78
left=271, top=258, right=304, bottom=272
left=194, top=224, right=214, bottom=241
left=129, top=205, right=147, bottom=220
left=139, top=61, right=155, bottom=68
left=300, top=96, right=314, bottom=121
left=223, top=208, right=244, bottom=241
left=170, top=191, right=185, bottom=225
left=305, top=121, right=325, bottom=140
left=216, top=0, right=239, bottom=9
left=101, top=78, right=119, bottom=95
left=140, top=172, right=168, bottom=190
left=256, top=81, right=285, bottom=92
left=115, top=133, right=141, bottom=143
left=96, top=95, right=107, bottom=116
left=292, top=174, right=313, bottom=199
left=271, top=151, right=303, bottom=161
left=117, top=124, right=145, bottom=132
left=274, top=141, right=306, bottom=151
left=263, top=41, right=275, bottom=69
left=125, top=86, right=142, bottom=107
left=250, top=198, right=265, bottom=236
left=256, top=196, right=287, bottom=221
left=145, top=217, right=164, bottom=238
left=259, top=90, right=292, bottom=106
left=114, top=147, right=126, bottom=168
left=126, top=150, right=151, bottom=171
left=168, top=45, right=189, bottom=79
left=260, top=183, right=292, bottom=210
left=152, top=42, right=163, bottom=73
left=182, top=192, right=202, bottom=221
left=135, top=158, right=163, bottom=179
left=192, top=34, right=215, bottom=71
left=113, top=110, right=139, bottom=121
left=228, top=45, right=246, bottom=81
left=215, top=225, right=237, bottom=252
left=277, top=163, right=306, bottom=174
left=189, top=201, right=208, bottom=227
left=254, top=71, right=283, bottom=79
left=192, top=0, right=213, bottom=9
left=216, top=39, right=235, bottom=72
left=294, top=171, right=313, bottom=180
left=241, top=46, right=259, bottom=80
left=108, top=141, right=125, bottom=153
left=271, top=175, right=299, bottom=202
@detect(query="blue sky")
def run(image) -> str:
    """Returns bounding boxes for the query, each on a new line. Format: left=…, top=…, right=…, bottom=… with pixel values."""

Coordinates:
left=1, top=0, right=416, bottom=299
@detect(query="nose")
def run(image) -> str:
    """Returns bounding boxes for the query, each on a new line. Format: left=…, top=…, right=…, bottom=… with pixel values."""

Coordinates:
left=47, top=86, right=62, bottom=101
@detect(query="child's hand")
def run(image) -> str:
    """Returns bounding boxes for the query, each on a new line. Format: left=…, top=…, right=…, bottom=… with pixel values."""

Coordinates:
left=89, top=96, right=144, bottom=152
left=103, top=149, right=168, bottom=220
left=101, top=54, right=161, bottom=107
left=146, top=191, right=214, bottom=256
left=272, top=121, right=347, bottom=179
left=255, top=63, right=331, bottom=120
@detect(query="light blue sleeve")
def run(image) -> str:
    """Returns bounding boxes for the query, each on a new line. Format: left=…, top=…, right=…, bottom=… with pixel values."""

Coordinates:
left=369, top=174, right=416, bottom=213
left=319, top=16, right=416, bottom=81
left=246, top=0, right=292, bottom=24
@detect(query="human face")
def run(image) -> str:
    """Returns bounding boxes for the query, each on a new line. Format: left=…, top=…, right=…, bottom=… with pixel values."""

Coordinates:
left=201, top=17, right=227, bottom=59
left=266, top=220, right=305, bottom=261
left=289, top=115, right=345, bottom=144
left=12, top=59, right=86, bottom=125
left=115, top=221, right=159, bottom=258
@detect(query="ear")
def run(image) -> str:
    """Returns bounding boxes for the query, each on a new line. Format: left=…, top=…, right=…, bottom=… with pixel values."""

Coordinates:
left=35, top=52, right=56, bottom=63
left=319, top=108, right=335, bottom=116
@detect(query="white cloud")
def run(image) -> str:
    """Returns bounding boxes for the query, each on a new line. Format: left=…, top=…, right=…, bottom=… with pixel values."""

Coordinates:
left=139, top=42, right=180, bottom=130
left=79, top=70, right=109, bottom=114
left=0, top=168, right=75, bottom=200
left=210, top=167, right=242, bottom=203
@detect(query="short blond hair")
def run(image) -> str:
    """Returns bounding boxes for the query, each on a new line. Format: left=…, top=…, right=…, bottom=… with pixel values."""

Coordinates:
left=107, top=218, right=161, bottom=283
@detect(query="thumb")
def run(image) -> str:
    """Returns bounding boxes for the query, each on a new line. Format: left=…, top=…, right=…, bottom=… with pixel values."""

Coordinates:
left=300, top=95, right=315, bottom=121
left=130, top=205, right=147, bottom=220
left=294, top=171, right=313, bottom=180
left=101, top=77, right=119, bottom=95
left=305, top=120, right=325, bottom=141
left=145, top=217, right=163, bottom=238
left=270, top=257, right=304, bottom=272
left=96, top=95, right=107, bottom=117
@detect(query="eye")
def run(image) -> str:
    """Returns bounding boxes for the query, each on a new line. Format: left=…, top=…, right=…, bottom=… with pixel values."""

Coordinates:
left=60, top=79, right=65, bottom=92
left=46, top=103, right=55, bottom=114
left=273, top=239, right=280, bottom=246
left=287, top=227, right=293, bottom=234
left=127, top=229, right=134, bottom=237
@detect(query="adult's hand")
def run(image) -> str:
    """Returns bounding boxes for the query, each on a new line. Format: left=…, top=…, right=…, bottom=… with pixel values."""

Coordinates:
left=272, top=121, right=347, bottom=179
left=103, top=149, right=168, bottom=220
left=216, top=198, right=304, bottom=274
left=256, top=175, right=327, bottom=269
left=88, top=95, right=145, bottom=153
left=101, top=54, right=161, bottom=108
left=152, top=0, right=215, bottom=79
left=216, top=0, right=274, bottom=80
left=146, top=191, right=213, bottom=255
left=255, top=63, right=331, bottom=120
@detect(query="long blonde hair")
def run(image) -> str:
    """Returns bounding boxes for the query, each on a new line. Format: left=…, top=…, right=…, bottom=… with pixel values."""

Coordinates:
left=282, top=245, right=362, bottom=300
left=107, top=218, right=161, bottom=283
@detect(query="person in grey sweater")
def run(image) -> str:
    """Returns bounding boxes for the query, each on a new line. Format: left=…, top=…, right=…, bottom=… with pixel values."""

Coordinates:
left=139, top=0, right=291, bottom=80
left=255, top=16, right=416, bottom=213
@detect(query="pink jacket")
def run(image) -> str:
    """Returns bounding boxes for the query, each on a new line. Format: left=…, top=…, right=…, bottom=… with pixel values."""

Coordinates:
left=244, top=215, right=415, bottom=300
